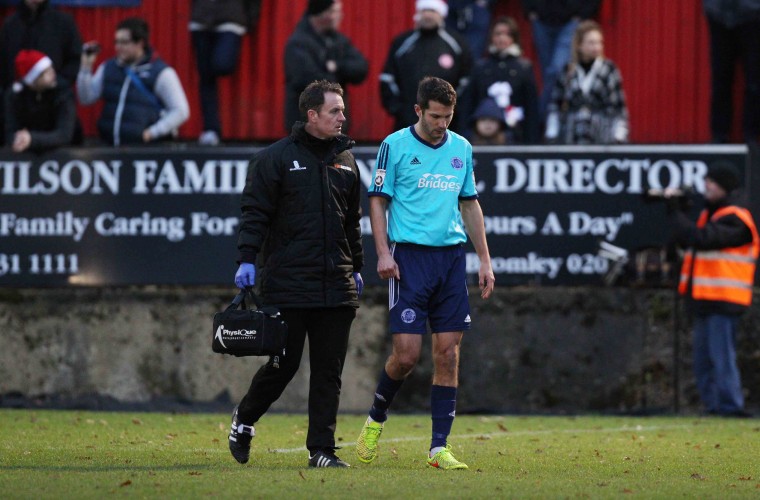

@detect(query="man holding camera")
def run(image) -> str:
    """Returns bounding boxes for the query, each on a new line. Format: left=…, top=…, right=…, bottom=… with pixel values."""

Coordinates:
left=670, top=161, right=758, bottom=417
left=77, top=17, right=189, bottom=146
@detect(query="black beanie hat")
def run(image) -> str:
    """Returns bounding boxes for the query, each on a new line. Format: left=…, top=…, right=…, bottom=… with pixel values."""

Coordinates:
left=307, top=0, right=335, bottom=15
left=706, top=161, right=741, bottom=192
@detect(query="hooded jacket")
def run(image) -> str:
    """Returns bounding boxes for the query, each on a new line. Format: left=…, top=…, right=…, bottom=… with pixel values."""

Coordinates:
left=238, top=122, right=363, bottom=309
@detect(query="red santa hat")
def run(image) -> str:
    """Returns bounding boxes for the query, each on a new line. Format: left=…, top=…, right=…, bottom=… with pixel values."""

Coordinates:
left=416, top=0, right=448, bottom=18
left=15, top=49, right=53, bottom=86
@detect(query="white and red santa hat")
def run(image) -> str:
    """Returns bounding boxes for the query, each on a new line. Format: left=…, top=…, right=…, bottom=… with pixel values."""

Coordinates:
left=416, top=0, right=448, bottom=18
left=15, top=49, right=53, bottom=86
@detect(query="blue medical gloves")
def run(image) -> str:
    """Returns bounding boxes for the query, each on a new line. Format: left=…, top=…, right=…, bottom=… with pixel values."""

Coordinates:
left=235, top=263, right=256, bottom=288
left=353, top=272, right=363, bottom=297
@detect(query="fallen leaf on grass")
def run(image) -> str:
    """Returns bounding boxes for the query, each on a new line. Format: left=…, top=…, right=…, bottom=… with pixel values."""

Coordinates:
left=299, top=471, right=306, bottom=480
left=691, top=473, right=706, bottom=480
left=189, top=471, right=202, bottom=476
left=738, top=476, right=752, bottom=481
left=120, top=480, right=132, bottom=487
left=212, top=438, right=219, bottom=443
left=498, top=423, right=508, bottom=432
left=132, top=418, right=142, bottom=425
left=622, top=488, right=633, bottom=494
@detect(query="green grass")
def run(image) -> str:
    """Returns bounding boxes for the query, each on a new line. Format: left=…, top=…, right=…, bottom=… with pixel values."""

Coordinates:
left=1, top=410, right=759, bottom=499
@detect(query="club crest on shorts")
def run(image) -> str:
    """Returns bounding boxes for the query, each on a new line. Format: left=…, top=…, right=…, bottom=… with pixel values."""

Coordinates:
left=451, top=157, right=464, bottom=170
left=401, top=308, right=416, bottom=324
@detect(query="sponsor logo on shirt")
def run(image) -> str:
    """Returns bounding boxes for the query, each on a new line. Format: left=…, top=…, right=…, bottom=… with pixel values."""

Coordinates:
left=334, top=164, right=352, bottom=171
left=290, top=160, right=307, bottom=171
left=417, top=173, right=461, bottom=192
left=451, top=157, right=464, bottom=169
left=410, top=156, right=421, bottom=165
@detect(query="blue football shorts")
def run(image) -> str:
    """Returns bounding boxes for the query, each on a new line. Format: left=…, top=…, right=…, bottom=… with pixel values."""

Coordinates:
left=388, top=243, right=471, bottom=334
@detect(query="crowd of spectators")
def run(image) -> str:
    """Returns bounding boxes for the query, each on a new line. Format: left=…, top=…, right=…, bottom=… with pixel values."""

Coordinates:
left=0, top=0, right=755, bottom=151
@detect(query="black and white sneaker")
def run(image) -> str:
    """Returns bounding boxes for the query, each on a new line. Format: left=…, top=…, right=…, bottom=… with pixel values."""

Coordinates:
left=228, top=406, right=255, bottom=464
left=308, top=449, right=350, bottom=468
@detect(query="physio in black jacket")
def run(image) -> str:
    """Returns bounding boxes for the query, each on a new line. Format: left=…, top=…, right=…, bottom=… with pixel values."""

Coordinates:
left=229, top=80, right=364, bottom=469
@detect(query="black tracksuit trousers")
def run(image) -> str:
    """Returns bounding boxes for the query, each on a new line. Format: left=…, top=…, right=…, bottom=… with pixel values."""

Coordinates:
left=237, top=306, right=356, bottom=452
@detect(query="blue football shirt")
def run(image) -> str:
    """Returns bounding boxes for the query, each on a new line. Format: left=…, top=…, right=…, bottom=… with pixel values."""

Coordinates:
left=369, top=126, right=478, bottom=247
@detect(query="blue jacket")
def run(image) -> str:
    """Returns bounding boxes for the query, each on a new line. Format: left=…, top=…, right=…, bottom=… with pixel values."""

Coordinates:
left=98, top=50, right=168, bottom=146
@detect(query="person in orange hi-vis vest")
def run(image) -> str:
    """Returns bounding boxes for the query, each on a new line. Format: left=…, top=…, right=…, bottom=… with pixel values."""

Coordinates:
left=669, top=160, right=758, bottom=418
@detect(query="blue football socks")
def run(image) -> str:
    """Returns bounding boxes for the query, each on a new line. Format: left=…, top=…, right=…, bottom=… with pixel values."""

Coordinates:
left=430, top=384, right=457, bottom=450
left=368, top=368, right=404, bottom=423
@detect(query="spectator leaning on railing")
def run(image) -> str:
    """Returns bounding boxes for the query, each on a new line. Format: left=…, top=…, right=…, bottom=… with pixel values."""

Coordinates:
left=4, top=49, right=81, bottom=153
left=77, top=17, right=189, bottom=146
left=0, top=0, right=82, bottom=147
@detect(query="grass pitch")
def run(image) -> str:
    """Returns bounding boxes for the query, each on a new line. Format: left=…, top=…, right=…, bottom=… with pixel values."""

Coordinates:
left=1, top=409, right=758, bottom=499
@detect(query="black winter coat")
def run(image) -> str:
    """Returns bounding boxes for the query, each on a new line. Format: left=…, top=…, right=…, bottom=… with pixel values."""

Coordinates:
left=190, top=0, right=262, bottom=29
left=380, top=27, right=472, bottom=132
left=0, top=0, right=82, bottom=89
left=283, top=17, right=368, bottom=132
left=238, top=123, right=363, bottom=309
left=702, top=0, right=760, bottom=28
left=460, top=50, right=540, bottom=144
left=4, top=83, right=79, bottom=151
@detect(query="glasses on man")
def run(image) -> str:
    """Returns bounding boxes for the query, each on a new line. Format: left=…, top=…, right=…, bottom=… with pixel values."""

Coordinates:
left=114, top=38, right=133, bottom=46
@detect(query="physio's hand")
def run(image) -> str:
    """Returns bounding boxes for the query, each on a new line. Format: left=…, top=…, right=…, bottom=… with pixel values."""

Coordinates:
left=234, top=263, right=256, bottom=288
left=353, top=272, right=363, bottom=297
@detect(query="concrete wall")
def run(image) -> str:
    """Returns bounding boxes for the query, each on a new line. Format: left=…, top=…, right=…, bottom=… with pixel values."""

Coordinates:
left=1, top=286, right=758, bottom=414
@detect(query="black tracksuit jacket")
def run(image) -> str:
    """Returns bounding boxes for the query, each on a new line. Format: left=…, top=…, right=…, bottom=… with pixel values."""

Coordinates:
left=237, top=122, right=363, bottom=309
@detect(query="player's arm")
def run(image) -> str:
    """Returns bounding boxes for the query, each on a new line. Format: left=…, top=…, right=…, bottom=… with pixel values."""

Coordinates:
left=369, top=196, right=400, bottom=280
left=460, top=199, right=494, bottom=298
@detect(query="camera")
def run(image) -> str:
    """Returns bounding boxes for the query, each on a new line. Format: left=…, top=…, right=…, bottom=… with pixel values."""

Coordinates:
left=83, top=41, right=101, bottom=56
left=643, top=186, right=695, bottom=200
left=642, top=185, right=697, bottom=212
